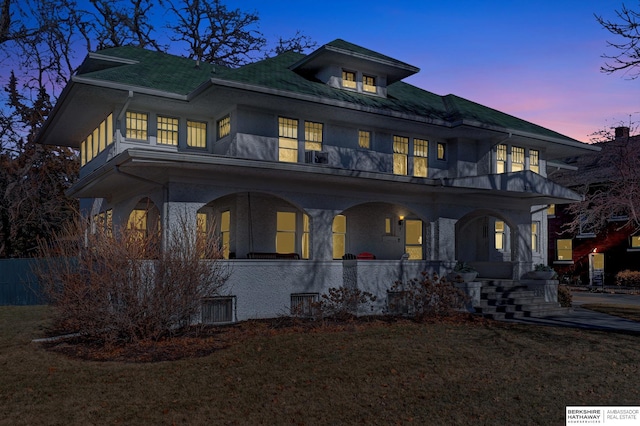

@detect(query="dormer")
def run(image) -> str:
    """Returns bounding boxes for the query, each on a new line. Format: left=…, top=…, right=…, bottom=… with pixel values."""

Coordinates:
left=289, top=39, right=419, bottom=98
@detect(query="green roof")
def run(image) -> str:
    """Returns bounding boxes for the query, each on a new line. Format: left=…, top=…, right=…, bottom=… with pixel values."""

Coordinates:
left=74, top=41, right=576, bottom=143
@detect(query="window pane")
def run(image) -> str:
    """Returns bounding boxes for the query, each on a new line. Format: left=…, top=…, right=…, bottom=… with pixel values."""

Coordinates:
left=302, top=214, right=309, bottom=259
left=333, top=234, right=345, bottom=259
left=437, top=142, right=446, bottom=160
left=363, top=75, right=376, bottom=93
left=531, top=222, right=539, bottom=252
left=218, top=115, right=231, bottom=139
left=126, top=111, right=148, bottom=140
left=530, top=149, right=539, bottom=173
left=305, top=121, right=323, bottom=151
left=157, top=116, right=178, bottom=145
left=277, top=212, right=296, bottom=231
left=512, top=146, right=525, bottom=171
left=393, top=136, right=408, bottom=175
left=557, top=239, right=572, bottom=260
left=332, top=214, right=346, bottom=233
left=187, top=120, right=207, bottom=148
left=496, top=144, right=507, bottom=173
left=495, top=221, right=505, bottom=250
left=342, top=70, right=356, bottom=89
left=276, top=232, right=295, bottom=253
left=405, top=219, right=423, bottom=260
left=358, top=130, right=371, bottom=149
left=632, top=236, right=640, bottom=248
left=279, top=117, right=298, bottom=162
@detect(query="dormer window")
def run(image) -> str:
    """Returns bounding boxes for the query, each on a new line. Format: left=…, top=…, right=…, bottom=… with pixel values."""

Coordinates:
left=363, top=75, right=376, bottom=93
left=342, top=70, right=356, bottom=89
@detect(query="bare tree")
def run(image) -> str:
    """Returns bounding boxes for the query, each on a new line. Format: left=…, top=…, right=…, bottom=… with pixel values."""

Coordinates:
left=166, top=0, right=267, bottom=66
left=562, top=122, right=640, bottom=235
left=596, top=4, right=640, bottom=78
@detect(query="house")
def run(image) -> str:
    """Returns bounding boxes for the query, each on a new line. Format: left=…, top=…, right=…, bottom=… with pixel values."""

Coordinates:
left=36, top=39, right=599, bottom=322
left=548, top=126, right=640, bottom=286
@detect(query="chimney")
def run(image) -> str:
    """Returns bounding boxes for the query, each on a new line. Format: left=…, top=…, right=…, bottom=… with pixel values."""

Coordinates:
left=615, top=126, right=630, bottom=140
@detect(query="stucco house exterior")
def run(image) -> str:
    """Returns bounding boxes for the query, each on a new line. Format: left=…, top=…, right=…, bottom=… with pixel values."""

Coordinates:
left=36, top=39, right=598, bottom=322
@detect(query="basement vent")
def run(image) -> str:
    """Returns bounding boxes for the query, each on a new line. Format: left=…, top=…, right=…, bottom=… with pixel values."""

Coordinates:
left=202, top=296, right=235, bottom=324
left=290, top=293, right=319, bottom=317
left=387, top=291, right=410, bottom=315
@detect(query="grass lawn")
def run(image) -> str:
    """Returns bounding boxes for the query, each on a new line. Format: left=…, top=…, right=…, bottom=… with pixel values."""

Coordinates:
left=2, top=306, right=640, bottom=425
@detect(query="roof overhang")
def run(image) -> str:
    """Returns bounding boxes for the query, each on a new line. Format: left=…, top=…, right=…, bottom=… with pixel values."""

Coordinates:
left=68, top=149, right=582, bottom=206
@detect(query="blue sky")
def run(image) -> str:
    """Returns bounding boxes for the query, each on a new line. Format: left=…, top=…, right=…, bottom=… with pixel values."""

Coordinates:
left=241, top=0, right=639, bottom=142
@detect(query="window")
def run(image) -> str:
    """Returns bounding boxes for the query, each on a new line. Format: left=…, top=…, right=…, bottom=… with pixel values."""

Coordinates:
left=332, top=214, right=346, bottom=259
left=217, top=115, right=231, bottom=139
left=437, top=142, right=446, bottom=160
left=342, top=70, right=356, bottom=89
left=393, top=135, right=409, bottom=175
left=157, top=116, right=178, bottom=145
left=631, top=236, right=640, bottom=248
left=126, top=111, right=148, bottom=140
left=202, top=297, right=234, bottom=324
left=363, top=75, right=376, bottom=93
left=80, top=114, right=113, bottom=166
left=413, top=138, right=428, bottom=177
left=304, top=121, right=323, bottom=151
left=187, top=120, right=207, bottom=148
left=405, top=219, right=423, bottom=260
left=302, top=214, right=310, bottom=259
left=547, top=204, right=556, bottom=216
left=127, top=209, right=149, bottom=240
left=358, top=130, right=371, bottom=149
left=511, top=146, right=525, bottom=172
left=532, top=221, right=539, bottom=252
left=276, top=211, right=296, bottom=253
left=495, top=220, right=505, bottom=250
left=530, top=149, right=539, bottom=173
left=220, top=210, right=231, bottom=259
left=385, top=218, right=392, bottom=234
left=278, top=117, right=298, bottom=162
left=556, top=239, right=572, bottom=261
left=496, top=144, right=507, bottom=173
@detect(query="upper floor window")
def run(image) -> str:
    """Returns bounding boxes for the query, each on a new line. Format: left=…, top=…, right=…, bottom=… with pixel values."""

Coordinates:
left=187, top=120, right=207, bottom=148
left=496, top=144, right=507, bottom=173
left=393, top=135, right=409, bottom=175
left=217, top=115, right=231, bottom=140
left=126, top=111, right=148, bottom=140
left=511, top=146, right=525, bottom=172
left=80, top=114, right=113, bottom=166
left=413, top=138, right=428, bottom=177
left=342, top=70, right=356, bottom=89
left=437, top=142, right=446, bottom=160
left=157, top=116, right=178, bottom=146
left=363, top=75, right=376, bottom=93
left=530, top=149, right=540, bottom=174
left=304, top=121, right=323, bottom=151
left=278, top=116, right=298, bottom=162
left=358, top=130, right=371, bottom=149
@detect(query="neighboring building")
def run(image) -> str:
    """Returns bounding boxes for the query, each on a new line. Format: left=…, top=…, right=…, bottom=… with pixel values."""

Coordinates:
left=548, top=127, right=640, bottom=286
left=36, top=39, right=598, bottom=321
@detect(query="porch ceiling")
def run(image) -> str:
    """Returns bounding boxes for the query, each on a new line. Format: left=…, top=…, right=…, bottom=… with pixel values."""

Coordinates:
left=68, top=149, right=581, bottom=205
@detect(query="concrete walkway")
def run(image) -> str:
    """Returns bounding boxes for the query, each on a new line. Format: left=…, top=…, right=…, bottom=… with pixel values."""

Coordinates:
left=503, top=292, right=640, bottom=333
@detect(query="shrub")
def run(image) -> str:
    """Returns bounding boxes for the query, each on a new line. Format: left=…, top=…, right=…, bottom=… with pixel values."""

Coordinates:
left=558, top=285, right=572, bottom=307
left=388, top=272, right=468, bottom=321
left=615, top=270, right=640, bottom=287
left=35, top=212, right=230, bottom=344
left=314, top=286, right=377, bottom=321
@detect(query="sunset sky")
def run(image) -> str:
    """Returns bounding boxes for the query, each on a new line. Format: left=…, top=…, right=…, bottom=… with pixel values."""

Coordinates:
left=243, top=0, right=639, bottom=142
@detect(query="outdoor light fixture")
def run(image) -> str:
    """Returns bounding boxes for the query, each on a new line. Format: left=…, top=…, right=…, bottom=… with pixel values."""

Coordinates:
left=398, top=215, right=405, bottom=226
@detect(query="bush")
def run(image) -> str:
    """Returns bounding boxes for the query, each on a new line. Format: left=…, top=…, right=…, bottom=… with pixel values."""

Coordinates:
left=615, top=270, right=640, bottom=287
left=314, top=286, right=377, bottom=321
left=388, top=272, right=468, bottom=321
left=35, top=213, right=230, bottom=344
left=558, top=285, right=572, bottom=307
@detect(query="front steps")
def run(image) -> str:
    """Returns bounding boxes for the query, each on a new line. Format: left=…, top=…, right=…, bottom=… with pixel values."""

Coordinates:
left=474, top=280, right=569, bottom=320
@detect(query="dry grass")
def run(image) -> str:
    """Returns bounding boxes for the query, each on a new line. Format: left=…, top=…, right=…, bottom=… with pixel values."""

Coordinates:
left=581, top=303, right=640, bottom=322
left=2, top=306, right=640, bottom=425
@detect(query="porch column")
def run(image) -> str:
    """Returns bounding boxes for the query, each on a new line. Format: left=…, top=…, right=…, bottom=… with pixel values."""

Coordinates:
left=163, top=201, right=203, bottom=248
left=515, top=221, right=534, bottom=278
left=435, top=217, right=457, bottom=267
left=305, top=209, right=338, bottom=261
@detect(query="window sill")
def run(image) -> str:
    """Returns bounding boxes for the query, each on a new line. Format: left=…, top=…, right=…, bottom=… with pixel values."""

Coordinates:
left=553, top=260, right=574, bottom=265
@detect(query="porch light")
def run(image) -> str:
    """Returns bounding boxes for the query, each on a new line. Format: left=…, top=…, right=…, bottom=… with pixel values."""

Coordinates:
left=398, top=215, right=405, bottom=226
